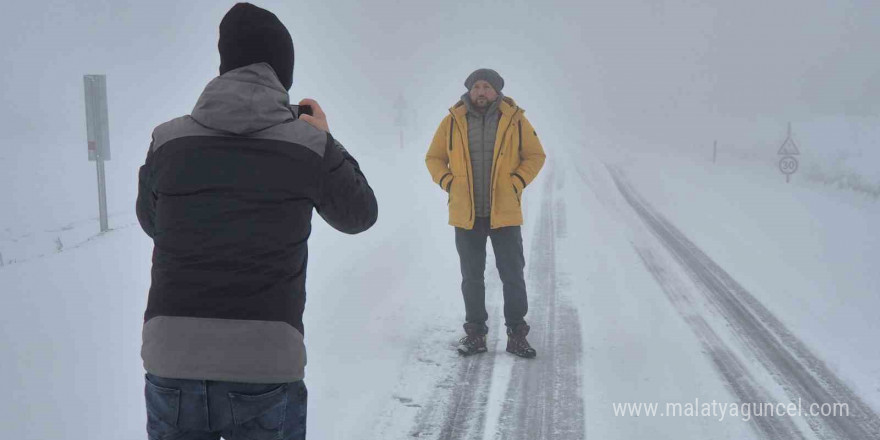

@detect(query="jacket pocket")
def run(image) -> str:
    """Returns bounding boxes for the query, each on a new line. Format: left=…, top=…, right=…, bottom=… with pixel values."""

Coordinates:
left=445, top=176, right=453, bottom=205
left=449, top=176, right=470, bottom=223
left=510, top=175, right=522, bottom=206
left=439, top=173, right=453, bottom=194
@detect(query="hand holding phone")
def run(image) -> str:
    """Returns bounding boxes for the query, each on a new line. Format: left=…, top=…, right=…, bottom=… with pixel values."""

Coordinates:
left=296, top=98, right=328, bottom=132
left=290, top=104, right=312, bottom=118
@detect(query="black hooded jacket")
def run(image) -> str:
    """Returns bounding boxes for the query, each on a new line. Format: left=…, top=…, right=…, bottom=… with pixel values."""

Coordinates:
left=136, top=62, right=377, bottom=383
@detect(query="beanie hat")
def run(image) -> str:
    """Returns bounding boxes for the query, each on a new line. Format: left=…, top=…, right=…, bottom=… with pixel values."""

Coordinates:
left=464, top=68, right=504, bottom=93
left=218, top=3, right=294, bottom=90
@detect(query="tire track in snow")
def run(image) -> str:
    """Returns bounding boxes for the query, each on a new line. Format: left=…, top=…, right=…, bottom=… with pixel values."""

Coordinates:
left=435, top=339, right=497, bottom=440
left=408, top=298, right=501, bottom=439
left=608, top=166, right=880, bottom=440
left=497, top=168, right=586, bottom=440
left=635, top=245, right=807, bottom=439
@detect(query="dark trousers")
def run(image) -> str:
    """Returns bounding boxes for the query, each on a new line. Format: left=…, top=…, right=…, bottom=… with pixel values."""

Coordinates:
left=455, top=216, right=528, bottom=329
left=144, top=373, right=307, bottom=440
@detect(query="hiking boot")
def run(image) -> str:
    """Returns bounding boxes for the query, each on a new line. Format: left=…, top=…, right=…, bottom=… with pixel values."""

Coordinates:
left=457, top=323, right=488, bottom=356
left=506, top=323, right=536, bottom=358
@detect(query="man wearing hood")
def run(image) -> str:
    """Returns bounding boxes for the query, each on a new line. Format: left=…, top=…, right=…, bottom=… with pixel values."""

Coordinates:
left=425, top=68, right=546, bottom=359
left=136, top=4, right=377, bottom=439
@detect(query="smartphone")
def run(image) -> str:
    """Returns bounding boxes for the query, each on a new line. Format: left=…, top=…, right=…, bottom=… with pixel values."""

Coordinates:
left=289, top=104, right=313, bottom=119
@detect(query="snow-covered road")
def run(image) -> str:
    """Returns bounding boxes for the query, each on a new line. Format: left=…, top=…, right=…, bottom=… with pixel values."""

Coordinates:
left=2, top=146, right=877, bottom=439
left=371, top=151, right=878, bottom=440
left=399, top=168, right=587, bottom=440
left=608, top=165, right=879, bottom=439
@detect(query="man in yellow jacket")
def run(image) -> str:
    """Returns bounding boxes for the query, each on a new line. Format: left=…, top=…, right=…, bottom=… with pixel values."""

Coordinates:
left=425, top=68, right=546, bottom=358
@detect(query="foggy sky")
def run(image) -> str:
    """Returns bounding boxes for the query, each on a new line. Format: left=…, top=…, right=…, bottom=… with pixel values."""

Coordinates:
left=1, top=0, right=878, bottom=230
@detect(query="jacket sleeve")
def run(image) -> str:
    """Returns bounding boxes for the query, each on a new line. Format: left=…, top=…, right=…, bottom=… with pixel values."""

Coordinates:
left=512, top=115, right=546, bottom=190
left=316, top=133, right=378, bottom=234
left=425, top=115, right=454, bottom=192
left=136, top=141, right=157, bottom=238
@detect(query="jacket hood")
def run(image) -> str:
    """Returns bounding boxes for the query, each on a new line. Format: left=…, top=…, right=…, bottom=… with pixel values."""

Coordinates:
left=191, top=63, right=292, bottom=135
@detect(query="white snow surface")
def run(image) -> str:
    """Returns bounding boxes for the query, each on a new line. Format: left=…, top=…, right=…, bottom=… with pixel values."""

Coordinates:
left=1, top=136, right=878, bottom=439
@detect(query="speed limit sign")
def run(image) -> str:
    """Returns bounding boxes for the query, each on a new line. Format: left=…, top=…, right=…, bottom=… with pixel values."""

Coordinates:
left=779, top=155, right=798, bottom=182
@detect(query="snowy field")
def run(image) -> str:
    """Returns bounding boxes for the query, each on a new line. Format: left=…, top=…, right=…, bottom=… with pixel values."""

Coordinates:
left=2, top=132, right=878, bottom=439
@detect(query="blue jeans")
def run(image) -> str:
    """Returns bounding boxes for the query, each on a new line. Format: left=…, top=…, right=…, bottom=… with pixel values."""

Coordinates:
left=144, top=373, right=307, bottom=440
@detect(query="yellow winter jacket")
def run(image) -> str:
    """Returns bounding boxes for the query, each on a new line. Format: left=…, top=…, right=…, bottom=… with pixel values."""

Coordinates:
left=425, top=96, right=546, bottom=230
